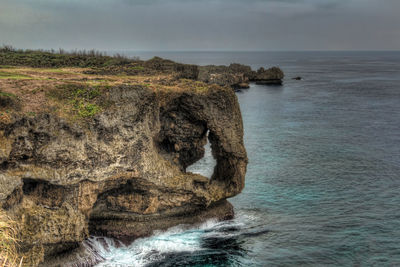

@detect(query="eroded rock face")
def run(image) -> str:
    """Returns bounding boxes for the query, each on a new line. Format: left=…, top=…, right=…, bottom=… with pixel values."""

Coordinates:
left=199, top=64, right=284, bottom=88
left=0, top=85, right=247, bottom=265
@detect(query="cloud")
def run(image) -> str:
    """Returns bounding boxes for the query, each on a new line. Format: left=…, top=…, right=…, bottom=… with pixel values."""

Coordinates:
left=0, top=0, right=399, bottom=50
left=0, top=1, right=53, bottom=26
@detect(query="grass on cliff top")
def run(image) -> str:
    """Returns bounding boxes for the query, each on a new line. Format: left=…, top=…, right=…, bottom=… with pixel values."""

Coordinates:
left=0, top=65, right=221, bottom=122
left=47, top=83, right=111, bottom=118
left=174, top=79, right=224, bottom=94
left=0, top=71, right=31, bottom=80
left=0, top=210, right=23, bottom=266
left=0, top=46, right=200, bottom=78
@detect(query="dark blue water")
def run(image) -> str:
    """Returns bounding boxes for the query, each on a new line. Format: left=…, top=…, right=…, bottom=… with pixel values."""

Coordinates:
left=94, top=51, right=400, bottom=266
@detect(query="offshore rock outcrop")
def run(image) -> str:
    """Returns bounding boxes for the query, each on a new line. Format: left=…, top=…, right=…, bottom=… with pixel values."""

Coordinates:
left=0, top=84, right=247, bottom=265
left=198, top=64, right=284, bottom=89
left=254, top=67, right=285, bottom=85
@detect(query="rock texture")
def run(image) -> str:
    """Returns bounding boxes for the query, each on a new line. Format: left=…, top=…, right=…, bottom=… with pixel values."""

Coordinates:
left=198, top=64, right=252, bottom=89
left=0, top=84, right=247, bottom=265
left=199, top=64, right=284, bottom=88
left=83, top=56, right=284, bottom=89
left=254, top=67, right=285, bottom=85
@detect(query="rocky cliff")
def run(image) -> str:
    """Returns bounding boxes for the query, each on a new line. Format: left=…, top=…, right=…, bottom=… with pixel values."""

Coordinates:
left=198, top=63, right=285, bottom=89
left=0, top=65, right=247, bottom=265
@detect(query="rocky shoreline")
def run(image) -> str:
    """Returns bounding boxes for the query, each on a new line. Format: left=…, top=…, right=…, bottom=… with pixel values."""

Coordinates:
left=83, top=56, right=285, bottom=89
left=0, top=49, right=282, bottom=266
left=198, top=64, right=285, bottom=89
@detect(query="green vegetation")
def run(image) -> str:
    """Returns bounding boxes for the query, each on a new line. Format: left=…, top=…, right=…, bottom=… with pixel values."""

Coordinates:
left=178, top=79, right=210, bottom=93
left=77, top=102, right=100, bottom=117
left=0, top=65, right=16, bottom=69
left=193, top=81, right=209, bottom=92
left=131, top=66, right=145, bottom=70
left=0, top=71, right=31, bottom=80
left=0, top=46, right=200, bottom=80
left=31, top=68, right=76, bottom=75
left=47, top=83, right=110, bottom=118
left=0, top=91, right=17, bottom=98
left=0, top=45, right=138, bottom=68
left=85, top=79, right=108, bottom=86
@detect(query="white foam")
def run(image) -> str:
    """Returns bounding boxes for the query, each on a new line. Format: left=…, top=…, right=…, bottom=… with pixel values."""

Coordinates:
left=92, top=219, right=223, bottom=267
left=89, top=212, right=264, bottom=266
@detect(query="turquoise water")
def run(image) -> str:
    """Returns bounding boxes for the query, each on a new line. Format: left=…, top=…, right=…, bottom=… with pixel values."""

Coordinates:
left=94, top=52, right=400, bottom=266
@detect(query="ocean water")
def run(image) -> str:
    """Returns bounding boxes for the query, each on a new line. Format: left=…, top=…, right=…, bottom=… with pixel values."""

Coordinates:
left=93, top=51, right=400, bottom=266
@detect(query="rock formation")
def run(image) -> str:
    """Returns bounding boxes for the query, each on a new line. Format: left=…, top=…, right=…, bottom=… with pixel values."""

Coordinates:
left=83, top=56, right=284, bottom=89
left=0, top=48, right=282, bottom=265
left=253, top=67, right=285, bottom=85
left=0, top=81, right=247, bottom=265
left=198, top=64, right=284, bottom=89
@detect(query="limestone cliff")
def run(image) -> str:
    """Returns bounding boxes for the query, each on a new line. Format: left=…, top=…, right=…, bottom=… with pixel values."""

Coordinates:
left=0, top=66, right=247, bottom=265
left=198, top=64, right=285, bottom=89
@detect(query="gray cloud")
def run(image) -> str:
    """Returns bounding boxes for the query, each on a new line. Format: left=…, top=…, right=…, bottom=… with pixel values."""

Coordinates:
left=0, top=0, right=399, bottom=51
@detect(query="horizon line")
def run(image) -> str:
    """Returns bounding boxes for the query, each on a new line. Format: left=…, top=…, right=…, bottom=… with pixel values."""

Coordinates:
left=108, top=49, right=400, bottom=53
left=5, top=45, right=400, bottom=54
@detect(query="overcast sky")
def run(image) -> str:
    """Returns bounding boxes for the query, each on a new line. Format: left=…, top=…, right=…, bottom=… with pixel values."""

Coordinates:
left=1, top=0, right=399, bottom=51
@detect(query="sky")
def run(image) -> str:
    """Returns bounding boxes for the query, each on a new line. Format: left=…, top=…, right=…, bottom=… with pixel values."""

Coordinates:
left=1, top=0, right=399, bottom=51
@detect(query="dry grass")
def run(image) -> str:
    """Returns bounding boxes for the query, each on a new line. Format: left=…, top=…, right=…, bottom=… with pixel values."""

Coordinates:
left=0, top=67, right=218, bottom=119
left=0, top=210, right=23, bottom=267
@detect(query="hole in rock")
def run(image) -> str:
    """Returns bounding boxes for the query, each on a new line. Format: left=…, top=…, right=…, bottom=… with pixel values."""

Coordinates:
left=22, top=178, right=41, bottom=194
left=186, top=131, right=216, bottom=179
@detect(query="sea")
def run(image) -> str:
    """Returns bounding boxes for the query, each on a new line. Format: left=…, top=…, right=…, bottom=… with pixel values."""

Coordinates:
left=90, top=51, right=400, bottom=266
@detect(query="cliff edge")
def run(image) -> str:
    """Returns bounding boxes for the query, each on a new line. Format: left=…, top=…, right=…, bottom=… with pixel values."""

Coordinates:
left=0, top=58, right=247, bottom=265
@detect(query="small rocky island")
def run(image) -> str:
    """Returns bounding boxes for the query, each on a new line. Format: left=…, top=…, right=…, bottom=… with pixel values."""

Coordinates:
left=0, top=48, right=283, bottom=266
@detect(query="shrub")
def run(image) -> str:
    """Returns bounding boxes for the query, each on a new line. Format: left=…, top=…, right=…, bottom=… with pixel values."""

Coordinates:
left=47, top=83, right=105, bottom=118
left=0, top=45, right=138, bottom=68
left=77, top=102, right=100, bottom=118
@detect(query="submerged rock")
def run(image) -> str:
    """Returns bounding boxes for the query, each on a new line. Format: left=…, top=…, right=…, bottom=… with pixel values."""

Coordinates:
left=0, top=83, right=247, bottom=265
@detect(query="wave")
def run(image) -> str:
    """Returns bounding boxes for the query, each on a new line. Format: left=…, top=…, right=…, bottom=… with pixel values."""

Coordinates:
left=87, top=210, right=269, bottom=266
